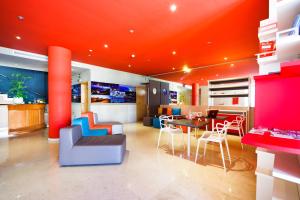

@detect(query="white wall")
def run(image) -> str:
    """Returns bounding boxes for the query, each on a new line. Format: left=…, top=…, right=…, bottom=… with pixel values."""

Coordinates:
left=71, top=61, right=148, bottom=123
left=200, top=86, right=208, bottom=106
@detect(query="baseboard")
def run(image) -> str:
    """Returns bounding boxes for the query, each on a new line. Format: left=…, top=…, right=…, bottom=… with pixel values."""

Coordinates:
left=48, top=138, right=59, bottom=143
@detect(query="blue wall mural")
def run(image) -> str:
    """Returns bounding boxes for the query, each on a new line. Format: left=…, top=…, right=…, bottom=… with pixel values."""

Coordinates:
left=0, top=66, right=48, bottom=103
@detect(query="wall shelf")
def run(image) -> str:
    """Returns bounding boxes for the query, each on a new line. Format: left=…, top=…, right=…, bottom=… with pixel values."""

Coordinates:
left=208, top=77, right=250, bottom=107
left=257, top=0, right=300, bottom=75
left=209, top=94, right=248, bottom=98
left=209, top=86, right=249, bottom=91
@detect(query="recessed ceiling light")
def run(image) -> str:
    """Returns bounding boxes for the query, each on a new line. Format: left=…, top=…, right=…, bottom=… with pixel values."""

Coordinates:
left=201, top=78, right=204, bottom=80
left=172, top=67, right=175, bottom=70
left=15, top=36, right=21, bottom=40
left=89, top=49, right=93, bottom=52
left=224, top=57, right=228, bottom=61
left=216, top=74, right=219, bottom=77
left=170, top=4, right=177, bottom=12
left=128, top=64, right=132, bottom=68
left=207, top=41, right=212, bottom=45
left=104, top=44, right=108, bottom=48
left=183, top=65, right=191, bottom=73
left=172, top=51, right=176, bottom=55
left=17, top=16, right=24, bottom=20
left=131, top=54, right=136, bottom=58
left=129, top=29, right=135, bottom=33
left=88, top=54, right=91, bottom=57
left=230, top=63, right=235, bottom=67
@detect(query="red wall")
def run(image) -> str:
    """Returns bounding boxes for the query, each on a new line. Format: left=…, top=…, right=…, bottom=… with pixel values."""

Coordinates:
left=254, top=70, right=300, bottom=130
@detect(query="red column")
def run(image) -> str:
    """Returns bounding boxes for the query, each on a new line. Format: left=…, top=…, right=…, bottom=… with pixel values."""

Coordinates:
left=48, top=46, right=71, bottom=139
left=192, top=83, right=199, bottom=106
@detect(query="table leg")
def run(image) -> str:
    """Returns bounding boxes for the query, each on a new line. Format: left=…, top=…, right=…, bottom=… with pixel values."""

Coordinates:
left=212, top=119, right=215, bottom=131
left=187, top=126, right=191, bottom=157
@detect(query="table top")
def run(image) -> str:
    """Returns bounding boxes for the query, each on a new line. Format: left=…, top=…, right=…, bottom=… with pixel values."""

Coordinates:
left=168, top=119, right=209, bottom=128
left=193, top=115, right=228, bottom=120
left=242, top=133, right=300, bottom=155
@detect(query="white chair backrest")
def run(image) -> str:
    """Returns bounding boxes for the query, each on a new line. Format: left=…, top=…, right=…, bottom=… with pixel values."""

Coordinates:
left=159, top=115, right=173, bottom=129
left=236, top=115, right=245, bottom=126
left=215, top=120, right=231, bottom=136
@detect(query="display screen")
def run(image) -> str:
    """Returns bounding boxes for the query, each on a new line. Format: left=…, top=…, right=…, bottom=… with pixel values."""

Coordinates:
left=91, top=81, right=136, bottom=103
left=72, top=84, right=81, bottom=103
left=169, top=90, right=177, bottom=104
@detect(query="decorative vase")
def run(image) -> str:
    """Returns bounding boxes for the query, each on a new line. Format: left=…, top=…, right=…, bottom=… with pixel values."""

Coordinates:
left=13, top=97, right=24, bottom=104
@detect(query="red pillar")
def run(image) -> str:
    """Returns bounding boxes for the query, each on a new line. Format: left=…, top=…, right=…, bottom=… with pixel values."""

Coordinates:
left=48, top=46, right=71, bottom=139
left=192, top=83, right=199, bottom=106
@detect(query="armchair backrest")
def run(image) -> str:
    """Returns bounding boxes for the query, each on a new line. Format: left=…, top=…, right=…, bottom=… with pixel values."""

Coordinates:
left=81, top=112, right=95, bottom=127
left=72, top=117, right=90, bottom=134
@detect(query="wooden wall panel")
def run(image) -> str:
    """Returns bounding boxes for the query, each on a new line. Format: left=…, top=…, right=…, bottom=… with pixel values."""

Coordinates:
left=8, top=104, right=46, bottom=132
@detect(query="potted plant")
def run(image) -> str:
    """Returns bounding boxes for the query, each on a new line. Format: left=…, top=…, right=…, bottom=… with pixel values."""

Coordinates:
left=9, top=73, right=31, bottom=104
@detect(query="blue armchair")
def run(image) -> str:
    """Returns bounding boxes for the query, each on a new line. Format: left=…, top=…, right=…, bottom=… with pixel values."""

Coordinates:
left=72, top=117, right=108, bottom=136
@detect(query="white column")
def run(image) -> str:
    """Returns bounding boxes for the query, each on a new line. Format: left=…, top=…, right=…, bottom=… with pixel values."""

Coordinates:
left=0, top=105, right=9, bottom=138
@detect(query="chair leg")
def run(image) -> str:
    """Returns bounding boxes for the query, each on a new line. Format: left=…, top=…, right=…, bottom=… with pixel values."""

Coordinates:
left=241, top=126, right=245, bottom=136
left=219, top=142, right=226, bottom=172
left=171, top=134, right=175, bottom=155
left=238, top=129, right=244, bottom=150
left=157, top=129, right=162, bottom=149
left=195, top=139, right=201, bottom=162
left=203, top=141, right=207, bottom=158
left=225, top=139, right=231, bottom=164
left=181, top=133, right=185, bottom=149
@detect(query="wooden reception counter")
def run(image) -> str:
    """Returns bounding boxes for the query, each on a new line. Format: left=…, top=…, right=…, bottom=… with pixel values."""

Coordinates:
left=8, top=104, right=46, bottom=132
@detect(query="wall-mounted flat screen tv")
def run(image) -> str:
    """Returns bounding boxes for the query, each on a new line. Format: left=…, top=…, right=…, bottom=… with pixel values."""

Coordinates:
left=169, top=90, right=177, bottom=104
left=72, top=84, right=81, bottom=103
left=91, top=81, right=136, bottom=103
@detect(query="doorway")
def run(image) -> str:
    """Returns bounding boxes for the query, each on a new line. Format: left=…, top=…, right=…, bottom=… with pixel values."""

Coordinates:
left=136, top=85, right=147, bottom=121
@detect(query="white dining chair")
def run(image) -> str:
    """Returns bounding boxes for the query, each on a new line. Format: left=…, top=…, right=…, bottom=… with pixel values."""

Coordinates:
left=195, top=121, right=232, bottom=172
left=157, top=115, right=184, bottom=155
left=228, top=115, right=245, bottom=149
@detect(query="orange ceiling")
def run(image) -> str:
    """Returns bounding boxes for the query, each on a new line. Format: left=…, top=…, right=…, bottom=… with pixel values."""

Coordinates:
left=154, top=58, right=259, bottom=85
left=0, top=0, right=268, bottom=77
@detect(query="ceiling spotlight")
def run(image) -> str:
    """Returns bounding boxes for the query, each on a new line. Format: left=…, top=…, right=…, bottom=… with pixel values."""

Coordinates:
left=131, top=54, right=136, bottom=58
left=172, top=67, right=175, bottom=70
left=15, top=36, right=21, bottom=40
left=207, top=41, right=212, bottom=45
left=88, top=54, right=91, bottom=57
left=128, top=64, right=132, bottom=68
left=172, top=51, right=176, bottom=55
left=89, top=49, right=93, bottom=52
left=224, top=57, right=228, bottom=61
left=183, top=65, right=191, bottom=73
left=230, top=63, right=235, bottom=67
left=17, top=16, right=24, bottom=20
left=129, top=29, right=135, bottom=33
left=170, top=4, right=177, bottom=12
left=104, top=44, right=108, bottom=48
